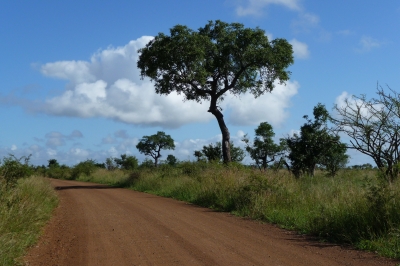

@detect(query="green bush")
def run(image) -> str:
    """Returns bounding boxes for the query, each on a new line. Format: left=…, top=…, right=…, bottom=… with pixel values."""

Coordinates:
left=0, top=155, right=33, bottom=188
left=114, top=154, right=139, bottom=170
left=0, top=176, right=58, bottom=265
left=70, top=159, right=98, bottom=180
left=46, top=165, right=71, bottom=179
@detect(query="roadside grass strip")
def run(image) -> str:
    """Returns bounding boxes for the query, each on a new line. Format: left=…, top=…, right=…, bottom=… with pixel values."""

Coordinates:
left=0, top=177, right=58, bottom=265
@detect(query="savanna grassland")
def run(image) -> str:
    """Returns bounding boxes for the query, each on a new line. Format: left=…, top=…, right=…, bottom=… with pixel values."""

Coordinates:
left=1, top=158, right=399, bottom=264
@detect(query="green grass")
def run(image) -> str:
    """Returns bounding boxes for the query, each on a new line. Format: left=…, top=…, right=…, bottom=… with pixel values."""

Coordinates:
left=0, top=176, right=58, bottom=265
left=75, top=163, right=400, bottom=260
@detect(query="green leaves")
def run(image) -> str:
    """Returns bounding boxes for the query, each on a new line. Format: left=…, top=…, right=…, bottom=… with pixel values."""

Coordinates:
left=243, top=122, right=282, bottom=170
left=137, top=20, right=294, bottom=163
left=285, top=104, right=348, bottom=177
left=137, top=20, right=294, bottom=101
left=199, top=141, right=244, bottom=163
left=136, top=131, right=175, bottom=167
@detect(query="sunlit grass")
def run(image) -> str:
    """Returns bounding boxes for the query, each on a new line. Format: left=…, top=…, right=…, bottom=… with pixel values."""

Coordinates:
left=0, top=176, right=58, bottom=265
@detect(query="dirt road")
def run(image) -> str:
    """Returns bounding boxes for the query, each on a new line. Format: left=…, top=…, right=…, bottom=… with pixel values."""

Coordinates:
left=25, top=179, right=397, bottom=266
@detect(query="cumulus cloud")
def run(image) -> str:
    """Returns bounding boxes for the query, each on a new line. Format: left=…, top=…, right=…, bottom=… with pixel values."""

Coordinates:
left=334, top=91, right=384, bottom=121
left=226, top=81, right=299, bottom=127
left=235, top=0, right=301, bottom=16
left=28, top=37, right=211, bottom=128
left=8, top=36, right=299, bottom=129
left=289, top=39, right=310, bottom=59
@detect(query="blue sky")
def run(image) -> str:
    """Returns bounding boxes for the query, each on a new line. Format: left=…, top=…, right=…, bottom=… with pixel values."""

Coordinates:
left=1, top=0, right=399, bottom=166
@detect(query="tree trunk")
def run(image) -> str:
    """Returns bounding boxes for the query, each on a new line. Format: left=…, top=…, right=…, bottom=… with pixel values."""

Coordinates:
left=308, top=164, right=315, bottom=177
left=208, top=102, right=231, bottom=163
left=262, top=157, right=267, bottom=171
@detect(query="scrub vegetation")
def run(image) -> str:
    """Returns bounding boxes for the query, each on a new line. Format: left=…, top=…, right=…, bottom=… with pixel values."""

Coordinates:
left=0, top=155, right=58, bottom=265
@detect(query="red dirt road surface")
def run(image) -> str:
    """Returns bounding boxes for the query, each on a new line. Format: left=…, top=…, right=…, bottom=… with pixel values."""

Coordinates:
left=25, top=179, right=398, bottom=266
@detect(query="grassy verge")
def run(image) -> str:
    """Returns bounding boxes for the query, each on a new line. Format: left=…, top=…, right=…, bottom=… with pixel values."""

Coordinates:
left=0, top=176, right=58, bottom=265
left=76, top=163, right=400, bottom=260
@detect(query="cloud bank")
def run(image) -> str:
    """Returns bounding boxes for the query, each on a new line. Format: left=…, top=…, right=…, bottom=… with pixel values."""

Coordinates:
left=18, top=36, right=298, bottom=129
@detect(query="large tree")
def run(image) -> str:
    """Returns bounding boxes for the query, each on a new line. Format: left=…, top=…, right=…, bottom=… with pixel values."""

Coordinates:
left=332, top=86, right=400, bottom=183
left=137, top=20, right=293, bottom=163
left=136, top=131, right=175, bottom=167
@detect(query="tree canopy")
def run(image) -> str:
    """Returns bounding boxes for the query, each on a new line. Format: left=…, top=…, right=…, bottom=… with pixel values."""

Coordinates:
left=114, top=154, right=139, bottom=170
left=195, top=141, right=245, bottom=163
left=136, top=131, right=175, bottom=167
left=284, top=104, right=348, bottom=177
left=137, top=20, right=293, bottom=163
left=242, top=122, right=282, bottom=170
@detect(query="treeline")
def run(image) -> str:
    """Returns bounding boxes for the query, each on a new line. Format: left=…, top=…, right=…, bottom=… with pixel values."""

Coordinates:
left=4, top=86, right=400, bottom=185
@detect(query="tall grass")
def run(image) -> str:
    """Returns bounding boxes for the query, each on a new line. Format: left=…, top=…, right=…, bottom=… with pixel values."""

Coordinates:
left=79, top=163, right=400, bottom=259
left=0, top=176, right=58, bottom=265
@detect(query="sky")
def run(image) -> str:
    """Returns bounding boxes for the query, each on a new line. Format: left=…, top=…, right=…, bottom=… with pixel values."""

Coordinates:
left=1, top=0, right=399, bottom=166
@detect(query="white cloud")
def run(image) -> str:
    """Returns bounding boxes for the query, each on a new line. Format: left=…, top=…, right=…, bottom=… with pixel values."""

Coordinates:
left=226, top=81, right=299, bottom=127
left=23, top=36, right=299, bottom=129
left=235, top=0, right=301, bottom=16
left=334, top=91, right=384, bottom=121
left=11, top=145, right=17, bottom=151
left=290, top=39, right=310, bottom=59
left=47, top=148, right=57, bottom=157
left=29, top=37, right=211, bottom=128
left=69, top=148, right=89, bottom=157
left=357, top=36, right=382, bottom=52
left=41, top=60, right=95, bottom=85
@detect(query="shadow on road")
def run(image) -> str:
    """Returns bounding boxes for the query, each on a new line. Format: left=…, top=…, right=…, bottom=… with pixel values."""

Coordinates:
left=55, top=185, right=116, bottom=190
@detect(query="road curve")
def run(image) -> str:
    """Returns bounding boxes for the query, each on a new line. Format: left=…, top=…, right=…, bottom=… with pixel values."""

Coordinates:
left=25, top=179, right=397, bottom=266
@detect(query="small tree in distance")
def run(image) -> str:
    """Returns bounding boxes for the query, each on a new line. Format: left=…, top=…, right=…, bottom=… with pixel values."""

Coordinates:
left=137, top=20, right=294, bottom=163
left=193, top=150, right=204, bottom=162
left=198, top=141, right=244, bottom=163
left=165, top=154, right=178, bottom=166
left=284, top=103, right=348, bottom=177
left=136, top=131, right=175, bottom=167
left=114, top=154, right=138, bottom=170
left=242, top=122, right=282, bottom=171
